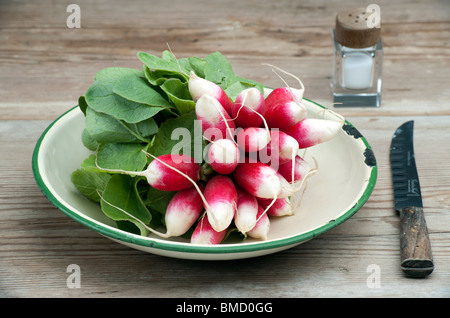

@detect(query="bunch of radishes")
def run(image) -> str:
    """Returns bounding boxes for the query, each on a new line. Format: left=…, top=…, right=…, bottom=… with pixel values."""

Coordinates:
left=185, top=71, right=343, bottom=244
left=98, top=69, right=344, bottom=245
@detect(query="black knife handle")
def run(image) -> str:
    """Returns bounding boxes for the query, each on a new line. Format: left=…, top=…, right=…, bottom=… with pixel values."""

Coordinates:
left=399, top=206, right=434, bottom=278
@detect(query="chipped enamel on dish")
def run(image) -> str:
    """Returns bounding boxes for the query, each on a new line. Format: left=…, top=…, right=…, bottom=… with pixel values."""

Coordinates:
left=32, top=97, right=377, bottom=260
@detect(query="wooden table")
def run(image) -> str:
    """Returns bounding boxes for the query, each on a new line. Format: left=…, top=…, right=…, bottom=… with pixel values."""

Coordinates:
left=1, top=0, right=449, bottom=298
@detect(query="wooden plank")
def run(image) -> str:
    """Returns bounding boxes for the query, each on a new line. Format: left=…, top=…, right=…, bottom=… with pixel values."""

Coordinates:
left=1, top=0, right=449, bottom=29
left=0, top=20, right=449, bottom=119
left=1, top=22, right=448, bottom=64
left=0, top=53, right=449, bottom=119
left=1, top=116, right=448, bottom=297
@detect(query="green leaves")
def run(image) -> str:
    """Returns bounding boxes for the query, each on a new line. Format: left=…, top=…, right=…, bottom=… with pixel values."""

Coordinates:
left=100, top=174, right=152, bottom=236
left=94, top=67, right=143, bottom=84
left=204, top=51, right=235, bottom=89
left=149, top=110, right=204, bottom=162
left=138, top=51, right=189, bottom=80
left=85, top=80, right=162, bottom=124
left=83, top=67, right=164, bottom=146
left=113, top=73, right=172, bottom=108
left=160, top=79, right=195, bottom=114
left=96, top=143, right=148, bottom=171
left=71, top=168, right=111, bottom=202
left=85, top=107, right=144, bottom=144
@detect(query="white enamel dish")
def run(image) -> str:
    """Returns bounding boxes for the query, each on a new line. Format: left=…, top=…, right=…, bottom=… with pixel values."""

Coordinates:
left=32, top=98, right=377, bottom=260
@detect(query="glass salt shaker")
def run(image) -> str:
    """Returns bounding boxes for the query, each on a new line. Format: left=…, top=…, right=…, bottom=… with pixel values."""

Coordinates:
left=330, top=7, right=383, bottom=107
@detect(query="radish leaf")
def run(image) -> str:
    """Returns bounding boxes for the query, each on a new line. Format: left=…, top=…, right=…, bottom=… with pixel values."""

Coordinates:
left=149, top=110, right=203, bottom=163
left=160, top=78, right=196, bottom=114
left=100, top=174, right=152, bottom=236
left=85, top=80, right=163, bottom=124
left=113, top=73, right=172, bottom=108
left=70, top=169, right=111, bottom=202
left=96, top=143, right=148, bottom=172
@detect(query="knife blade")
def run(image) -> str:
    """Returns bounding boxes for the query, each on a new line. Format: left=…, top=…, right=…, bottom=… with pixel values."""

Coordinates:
left=390, top=120, right=434, bottom=278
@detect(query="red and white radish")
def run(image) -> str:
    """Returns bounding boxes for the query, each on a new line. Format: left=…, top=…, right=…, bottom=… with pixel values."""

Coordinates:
left=96, top=153, right=201, bottom=192
left=277, top=158, right=318, bottom=198
left=188, top=71, right=233, bottom=115
left=195, top=94, right=235, bottom=141
left=277, top=155, right=311, bottom=184
left=257, top=197, right=293, bottom=217
left=234, top=188, right=259, bottom=234
left=276, top=172, right=299, bottom=198
left=207, top=138, right=240, bottom=174
left=233, top=162, right=281, bottom=199
left=264, top=100, right=307, bottom=129
left=203, top=175, right=237, bottom=232
left=264, top=87, right=304, bottom=109
left=190, top=213, right=228, bottom=245
left=143, top=154, right=201, bottom=191
left=164, top=184, right=205, bottom=237
left=230, top=87, right=266, bottom=128
left=263, top=63, right=305, bottom=107
left=236, top=127, right=270, bottom=153
left=284, top=118, right=343, bottom=149
left=247, top=205, right=270, bottom=240
left=261, top=130, right=299, bottom=166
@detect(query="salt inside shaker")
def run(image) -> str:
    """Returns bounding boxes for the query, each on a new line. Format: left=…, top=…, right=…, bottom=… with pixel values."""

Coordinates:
left=330, top=7, right=383, bottom=107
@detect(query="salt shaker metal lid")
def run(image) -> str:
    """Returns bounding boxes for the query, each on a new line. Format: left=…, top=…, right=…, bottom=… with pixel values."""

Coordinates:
left=335, top=7, right=381, bottom=48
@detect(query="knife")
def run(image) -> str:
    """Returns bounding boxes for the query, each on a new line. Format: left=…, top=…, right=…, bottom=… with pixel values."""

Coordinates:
left=390, top=120, right=434, bottom=278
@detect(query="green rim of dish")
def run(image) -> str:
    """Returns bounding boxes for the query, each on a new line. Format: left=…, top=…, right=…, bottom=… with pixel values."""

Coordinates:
left=32, top=101, right=377, bottom=255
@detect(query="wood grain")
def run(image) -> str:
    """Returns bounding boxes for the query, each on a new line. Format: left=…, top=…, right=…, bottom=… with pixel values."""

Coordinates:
left=0, top=0, right=449, bottom=298
left=399, top=206, right=434, bottom=277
